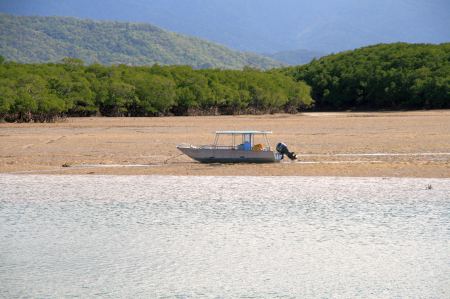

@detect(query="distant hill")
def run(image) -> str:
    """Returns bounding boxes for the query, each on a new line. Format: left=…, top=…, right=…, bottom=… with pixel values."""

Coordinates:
left=266, top=49, right=325, bottom=66
left=0, top=14, right=282, bottom=69
left=1, top=0, right=449, bottom=53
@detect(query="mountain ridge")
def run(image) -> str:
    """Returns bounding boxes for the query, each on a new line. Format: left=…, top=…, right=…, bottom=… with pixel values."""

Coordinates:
left=1, top=0, right=448, bottom=53
left=0, top=14, right=282, bottom=69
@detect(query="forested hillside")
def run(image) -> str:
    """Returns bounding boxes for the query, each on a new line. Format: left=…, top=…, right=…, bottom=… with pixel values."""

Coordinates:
left=0, top=14, right=281, bottom=69
left=0, top=58, right=312, bottom=122
left=281, top=43, right=450, bottom=110
left=2, top=0, right=448, bottom=53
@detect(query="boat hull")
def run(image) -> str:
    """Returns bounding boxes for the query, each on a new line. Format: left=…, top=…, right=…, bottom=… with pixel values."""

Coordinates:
left=177, top=146, right=280, bottom=163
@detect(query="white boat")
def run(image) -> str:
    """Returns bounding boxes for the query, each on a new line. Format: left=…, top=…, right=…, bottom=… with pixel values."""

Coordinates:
left=177, top=130, right=297, bottom=163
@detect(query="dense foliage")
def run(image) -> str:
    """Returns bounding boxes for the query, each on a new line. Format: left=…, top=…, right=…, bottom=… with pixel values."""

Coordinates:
left=0, top=58, right=313, bottom=122
left=0, top=14, right=281, bottom=70
left=282, top=43, right=450, bottom=110
left=1, top=43, right=448, bottom=122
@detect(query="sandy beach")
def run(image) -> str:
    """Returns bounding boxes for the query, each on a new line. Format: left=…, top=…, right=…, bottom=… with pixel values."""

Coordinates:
left=0, top=111, right=449, bottom=177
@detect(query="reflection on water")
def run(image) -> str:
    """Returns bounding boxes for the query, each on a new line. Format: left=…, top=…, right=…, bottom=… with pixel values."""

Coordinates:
left=1, top=175, right=449, bottom=298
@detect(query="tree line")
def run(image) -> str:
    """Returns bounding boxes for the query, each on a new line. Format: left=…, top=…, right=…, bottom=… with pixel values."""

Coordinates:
left=0, top=57, right=312, bottom=122
left=1, top=43, right=449, bottom=122
left=280, top=43, right=449, bottom=110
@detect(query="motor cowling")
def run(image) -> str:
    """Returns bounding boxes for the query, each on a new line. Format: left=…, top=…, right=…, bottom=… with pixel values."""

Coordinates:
left=276, top=142, right=297, bottom=160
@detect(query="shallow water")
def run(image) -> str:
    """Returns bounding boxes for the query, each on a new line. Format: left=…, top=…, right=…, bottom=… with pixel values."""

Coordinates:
left=1, top=175, right=449, bottom=298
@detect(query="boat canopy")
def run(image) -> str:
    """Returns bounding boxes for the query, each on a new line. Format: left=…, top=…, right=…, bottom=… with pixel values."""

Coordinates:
left=212, top=130, right=272, bottom=150
left=215, top=130, right=272, bottom=135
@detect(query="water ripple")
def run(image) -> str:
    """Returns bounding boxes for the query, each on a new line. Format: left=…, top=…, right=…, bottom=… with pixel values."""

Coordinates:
left=1, top=175, right=449, bottom=298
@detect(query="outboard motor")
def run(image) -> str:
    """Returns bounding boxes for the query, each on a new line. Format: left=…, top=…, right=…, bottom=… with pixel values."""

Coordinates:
left=276, top=142, right=297, bottom=160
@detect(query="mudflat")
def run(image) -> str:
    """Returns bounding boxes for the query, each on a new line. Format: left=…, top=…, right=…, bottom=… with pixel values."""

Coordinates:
left=1, top=111, right=449, bottom=177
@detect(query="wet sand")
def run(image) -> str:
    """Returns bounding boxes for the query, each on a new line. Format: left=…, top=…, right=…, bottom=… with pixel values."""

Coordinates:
left=0, top=111, right=449, bottom=177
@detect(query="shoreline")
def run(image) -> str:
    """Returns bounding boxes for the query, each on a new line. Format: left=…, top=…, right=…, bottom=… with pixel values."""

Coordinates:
left=3, top=158, right=450, bottom=178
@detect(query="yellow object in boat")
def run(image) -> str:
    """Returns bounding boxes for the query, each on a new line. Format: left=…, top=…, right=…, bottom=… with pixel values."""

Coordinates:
left=252, top=143, right=263, bottom=151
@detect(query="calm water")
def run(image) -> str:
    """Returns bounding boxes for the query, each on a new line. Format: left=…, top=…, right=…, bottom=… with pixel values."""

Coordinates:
left=1, top=175, right=449, bottom=298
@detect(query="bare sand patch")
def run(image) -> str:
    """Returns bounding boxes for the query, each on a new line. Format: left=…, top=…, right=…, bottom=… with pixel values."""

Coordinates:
left=1, top=111, right=449, bottom=177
